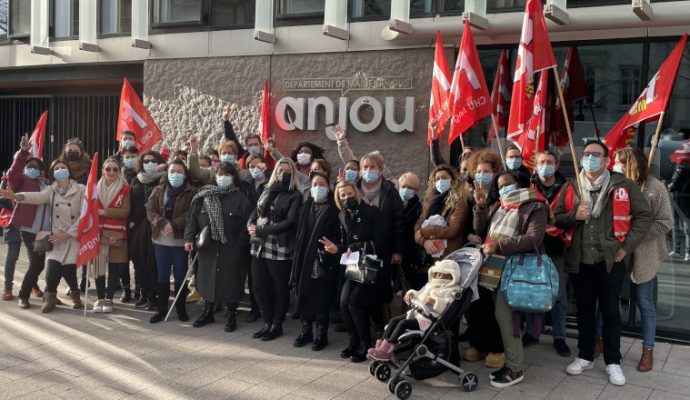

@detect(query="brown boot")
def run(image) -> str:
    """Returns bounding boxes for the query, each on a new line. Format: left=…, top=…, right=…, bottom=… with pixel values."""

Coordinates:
left=41, top=292, right=58, bottom=313
left=637, top=348, right=654, bottom=372
left=593, top=337, right=603, bottom=359
left=71, top=290, right=83, bottom=310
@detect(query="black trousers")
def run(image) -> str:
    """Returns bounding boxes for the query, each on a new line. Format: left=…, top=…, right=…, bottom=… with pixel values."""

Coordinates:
left=95, top=263, right=126, bottom=300
left=467, top=286, right=504, bottom=353
left=17, top=231, right=46, bottom=299
left=340, top=280, right=375, bottom=351
left=119, top=263, right=131, bottom=288
left=133, top=258, right=157, bottom=300
left=383, top=314, right=421, bottom=343
left=251, top=257, right=291, bottom=324
left=571, top=261, right=626, bottom=365
left=45, top=260, right=79, bottom=293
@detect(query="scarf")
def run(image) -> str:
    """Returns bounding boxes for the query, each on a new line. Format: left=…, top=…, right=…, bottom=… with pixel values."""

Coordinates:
left=164, top=182, right=187, bottom=220
left=361, top=179, right=382, bottom=206
left=137, top=171, right=164, bottom=185
left=487, top=188, right=539, bottom=245
left=428, top=191, right=448, bottom=218
left=258, top=180, right=287, bottom=218
left=97, top=176, right=126, bottom=210
left=580, top=169, right=611, bottom=219
left=65, top=158, right=90, bottom=180
left=192, top=185, right=235, bottom=244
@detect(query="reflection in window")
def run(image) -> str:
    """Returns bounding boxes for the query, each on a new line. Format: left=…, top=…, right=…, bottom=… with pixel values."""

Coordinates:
left=0, top=0, right=7, bottom=38
left=276, top=0, right=324, bottom=18
left=211, top=0, right=255, bottom=27
left=10, top=0, right=30, bottom=37
left=567, top=0, right=628, bottom=7
left=351, top=0, right=391, bottom=20
left=152, top=0, right=203, bottom=25
left=486, top=0, right=525, bottom=12
left=53, top=0, right=79, bottom=38
left=410, top=0, right=464, bottom=16
left=620, top=66, right=641, bottom=106
left=101, top=0, right=132, bottom=34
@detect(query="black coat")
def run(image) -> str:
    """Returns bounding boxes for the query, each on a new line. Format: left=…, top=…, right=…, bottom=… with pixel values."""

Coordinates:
left=184, top=187, right=252, bottom=304
left=337, top=202, right=389, bottom=306
left=356, top=178, right=405, bottom=262
left=248, top=187, right=303, bottom=252
left=290, top=197, right=341, bottom=315
left=669, top=166, right=690, bottom=217
left=127, top=176, right=159, bottom=267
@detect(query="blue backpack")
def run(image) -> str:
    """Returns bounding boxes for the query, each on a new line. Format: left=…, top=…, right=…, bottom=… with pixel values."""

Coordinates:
left=499, top=237, right=559, bottom=313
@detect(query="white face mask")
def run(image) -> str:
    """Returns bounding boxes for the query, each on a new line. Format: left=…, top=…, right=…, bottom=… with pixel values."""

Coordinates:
left=296, top=152, right=312, bottom=166
left=216, top=175, right=233, bottom=188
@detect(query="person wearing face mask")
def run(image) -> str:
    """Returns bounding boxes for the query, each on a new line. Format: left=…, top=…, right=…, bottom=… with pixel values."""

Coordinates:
left=309, top=159, right=332, bottom=180
left=184, top=162, right=252, bottom=332
left=473, top=170, right=548, bottom=388
left=4, top=134, right=46, bottom=307
left=289, top=172, right=340, bottom=351
left=333, top=125, right=394, bottom=180
left=247, top=158, right=303, bottom=341
left=343, top=160, right=360, bottom=183
left=188, top=135, right=249, bottom=186
left=113, top=131, right=138, bottom=162
left=220, top=105, right=277, bottom=171
left=319, top=181, right=385, bottom=363
left=58, top=138, right=91, bottom=185
left=146, top=160, right=198, bottom=323
left=0, top=160, right=87, bottom=313
left=118, top=146, right=139, bottom=303
left=504, top=145, right=531, bottom=177
left=555, top=140, right=652, bottom=386
left=397, top=173, right=425, bottom=291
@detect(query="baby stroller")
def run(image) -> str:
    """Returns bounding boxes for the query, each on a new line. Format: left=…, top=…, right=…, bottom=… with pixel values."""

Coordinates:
left=368, top=246, right=483, bottom=400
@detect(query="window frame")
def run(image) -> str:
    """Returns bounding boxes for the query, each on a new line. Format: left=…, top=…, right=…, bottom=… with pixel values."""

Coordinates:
left=7, top=0, right=31, bottom=40
left=50, top=0, right=80, bottom=41
left=98, top=0, right=133, bottom=38
left=208, top=0, right=255, bottom=31
left=273, top=0, right=324, bottom=27
left=149, top=0, right=207, bottom=30
left=410, top=0, right=465, bottom=18
left=348, top=0, right=391, bottom=22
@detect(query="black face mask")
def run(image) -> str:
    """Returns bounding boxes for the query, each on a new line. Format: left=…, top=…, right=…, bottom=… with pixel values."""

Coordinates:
left=65, top=151, right=80, bottom=162
left=280, top=172, right=292, bottom=186
left=343, top=197, right=357, bottom=211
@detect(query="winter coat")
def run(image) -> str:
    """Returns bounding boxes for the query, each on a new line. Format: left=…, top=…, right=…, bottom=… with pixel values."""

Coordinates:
left=668, top=165, right=690, bottom=217
left=16, top=180, right=85, bottom=265
left=406, top=259, right=463, bottom=329
left=400, top=196, right=424, bottom=269
left=631, top=177, right=673, bottom=284
left=187, top=152, right=250, bottom=185
left=248, top=187, right=303, bottom=253
left=357, top=178, right=405, bottom=262
left=184, top=186, right=252, bottom=304
left=147, top=183, right=198, bottom=240
left=101, top=192, right=131, bottom=264
left=6, top=150, right=45, bottom=228
left=531, top=171, right=568, bottom=256
left=127, top=175, right=160, bottom=265
left=554, top=173, right=653, bottom=274
left=415, top=192, right=469, bottom=259
left=473, top=199, right=548, bottom=256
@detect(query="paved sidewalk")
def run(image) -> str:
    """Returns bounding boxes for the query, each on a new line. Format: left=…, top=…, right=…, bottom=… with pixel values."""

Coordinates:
left=1, top=249, right=690, bottom=399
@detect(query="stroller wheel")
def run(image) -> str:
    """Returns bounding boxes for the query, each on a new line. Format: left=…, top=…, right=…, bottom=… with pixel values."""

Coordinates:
left=459, top=372, right=479, bottom=392
left=374, top=363, right=391, bottom=382
left=394, top=380, right=412, bottom=400
left=388, top=378, right=400, bottom=394
left=369, top=361, right=380, bottom=376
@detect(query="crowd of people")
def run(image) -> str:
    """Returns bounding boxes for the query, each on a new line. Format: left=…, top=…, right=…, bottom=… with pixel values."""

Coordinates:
left=0, top=106, right=678, bottom=389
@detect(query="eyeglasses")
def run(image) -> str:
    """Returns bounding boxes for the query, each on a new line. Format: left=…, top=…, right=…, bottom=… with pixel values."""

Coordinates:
left=104, top=167, right=119, bottom=173
left=582, top=152, right=604, bottom=159
left=143, top=160, right=156, bottom=164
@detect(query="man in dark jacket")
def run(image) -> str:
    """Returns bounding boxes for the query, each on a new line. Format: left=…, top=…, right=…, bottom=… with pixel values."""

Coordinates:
left=668, top=162, right=690, bottom=261
left=556, top=140, right=652, bottom=387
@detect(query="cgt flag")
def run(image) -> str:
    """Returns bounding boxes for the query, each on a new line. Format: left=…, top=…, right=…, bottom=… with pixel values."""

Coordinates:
left=29, top=111, right=48, bottom=159
left=603, top=34, right=687, bottom=161
left=553, top=46, right=588, bottom=148
left=77, top=152, right=101, bottom=267
left=507, top=0, right=557, bottom=140
left=488, top=50, right=511, bottom=145
left=518, top=70, right=549, bottom=172
left=116, top=79, right=163, bottom=152
left=670, top=140, right=690, bottom=165
left=448, top=22, right=491, bottom=144
left=428, top=31, right=452, bottom=143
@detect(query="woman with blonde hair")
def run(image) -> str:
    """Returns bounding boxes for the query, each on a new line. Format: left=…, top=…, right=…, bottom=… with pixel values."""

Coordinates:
left=248, top=157, right=303, bottom=341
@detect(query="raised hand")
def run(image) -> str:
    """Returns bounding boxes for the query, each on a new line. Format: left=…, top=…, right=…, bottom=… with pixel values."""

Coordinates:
left=264, top=138, right=275, bottom=153
left=222, top=105, right=230, bottom=121
left=20, top=134, right=30, bottom=152
left=189, top=134, right=199, bottom=153
left=319, top=236, right=338, bottom=254
left=428, top=119, right=440, bottom=140
left=333, top=124, right=346, bottom=142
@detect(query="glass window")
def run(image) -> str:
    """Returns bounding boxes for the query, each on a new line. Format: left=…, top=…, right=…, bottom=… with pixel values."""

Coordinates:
left=350, top=0, right=391, bottom=20
left=0, top=0, right=7, bottom=38
left=276, top=0, right=324, bottom=20
left=100, top=0, right=132, bottom=34
left=9, top=0, right=30, bottom=37
left=486, top=0, right=546, bottom=12
left=411, top=0, right=464, bottom=17
left=210, top=0, right=255, bottom=28
left=53, top=0, right=79, bottom=38
left=152, top=0, right=203, bottom=25
left=567, top=0, right=628, bottom=7
left=619, top=66, right=642, bottom=107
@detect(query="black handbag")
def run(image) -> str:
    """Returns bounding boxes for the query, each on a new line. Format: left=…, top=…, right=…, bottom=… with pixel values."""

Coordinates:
left=344, top=242, right=383, bottom=285
left=33, top=193, right=54, bottom=254
left=194, top=225, right=210, bottom=250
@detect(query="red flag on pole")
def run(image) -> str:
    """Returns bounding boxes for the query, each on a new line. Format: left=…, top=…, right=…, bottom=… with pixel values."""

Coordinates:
left=428, top=31, right=452, bottom=143
left=116, top=79, right=163, bottom=153
left=518, top=70, right=549, bottom=172
left=603, top=34, right=687, bottom=159
left=448, top=22, right=492, bottom=144
left=553, top=46, right=588, bottom=148
left=487, top=50, right=511, bottom=145
left=507, top=0, right=557, bottom=140
left=258, top=80, right=270, bottom=142
left=29, top=111, right=48, bottom=160
left=77, top=152, right=102, bottom=267
left=670, top=140, right=690, bottom=165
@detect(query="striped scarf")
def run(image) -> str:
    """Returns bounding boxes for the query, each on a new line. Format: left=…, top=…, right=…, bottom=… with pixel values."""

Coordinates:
left=192, top=184, right=235, bottom=244
left=487, top=188, right=539, bottom=245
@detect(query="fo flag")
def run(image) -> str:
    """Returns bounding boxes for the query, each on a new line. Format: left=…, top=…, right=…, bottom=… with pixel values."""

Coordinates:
left=77, top=152, right=102, bottom=267
left=116, top=79, right=163, bottom=152
left=670, top=141, right=690, bottom=165
left=553, top=46, right=588, bottom=148
left=507, top=0, right=557, bottom=139
left=487, top=50, right=511, bottom=145
left=519, top=70, right=549, bottom=172
left=604, top=34, right=687, bottom=159
left=428, top=31, right=452, bottom=143
left=29, top=111, right=48, bottom=159
left=448, top=22, right=491, bottom=144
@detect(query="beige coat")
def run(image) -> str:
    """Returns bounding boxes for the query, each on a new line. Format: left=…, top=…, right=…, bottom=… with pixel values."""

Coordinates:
left=102, top=192, right=131, bottom=264
left=18, top=180, right=85, bottom=265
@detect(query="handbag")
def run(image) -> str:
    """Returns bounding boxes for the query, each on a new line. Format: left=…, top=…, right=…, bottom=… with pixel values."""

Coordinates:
left=195, top=225, right=210, bottom=250
left=102, top=230, right=125, bottom=247
left=33, top=193, right=54, bottom=254
left=478, top=254, right=505, bottom=290
left=344, top=242, right=383, bottom=285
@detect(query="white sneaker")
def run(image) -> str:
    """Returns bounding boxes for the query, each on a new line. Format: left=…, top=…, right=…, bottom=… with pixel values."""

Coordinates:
left=606, top=364, right=626, bottom=386
left=684, top=254, right=690, bottom=262
left=102, top=299, right=113, bottom=313
left=669, top=250, right=679, bottom=257
left=566, top=357, right=594, bottom=375
left=92, top=299, right=104, bottom=313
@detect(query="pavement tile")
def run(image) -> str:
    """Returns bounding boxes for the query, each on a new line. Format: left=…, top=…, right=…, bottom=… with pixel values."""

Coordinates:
left=648, top=389, right=690, bottom=400
left=597, top=382, right=653, bottom=400
left=545, top=374, right=606, bottom=400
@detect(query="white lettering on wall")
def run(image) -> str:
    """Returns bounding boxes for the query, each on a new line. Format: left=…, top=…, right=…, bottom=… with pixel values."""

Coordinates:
left=275, top=97, right=306, bottom=130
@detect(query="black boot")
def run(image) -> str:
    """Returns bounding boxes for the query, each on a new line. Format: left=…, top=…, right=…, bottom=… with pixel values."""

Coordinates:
left=135, top=289, right=148, bottom=308
left=134, top=287, right=141, bottom=301
left=224, top=308, right=237, bottom=332
left=149, top=283, right=169, bottom=324
left=340, top=337, right=359, bottom=358
left=253, top=323, right=271, bottom=339
left=193, top=301, right=215, bottom=328
left=79, top=276, right=87, bottom=293
left=312, top=315, right=329, bottom=351
left=174, top=283, right=189, bottom=322
left=244, top=308, right=261, bottom=323
left=145, top=290, right=158, bottom=310
left=120, top=286, right=132, bottom=303
left=262, top=322, right=283, bottom=342
left=293, top=318, right=313, bottom=348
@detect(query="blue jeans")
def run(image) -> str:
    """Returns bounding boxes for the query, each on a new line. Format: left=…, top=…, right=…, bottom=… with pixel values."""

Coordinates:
left=672, top=211, right=690, bottom=253
left=3, top=227, right=22, bottom=290
left=634, top=278, right=656, bottom=349
left=153, top=244, right=188, bottom=285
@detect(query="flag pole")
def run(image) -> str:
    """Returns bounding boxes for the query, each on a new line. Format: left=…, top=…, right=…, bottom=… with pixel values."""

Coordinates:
left=83, top=263, right=89, bottom=317
left=459, top=134, right=465, bottom=149
left=552, top=67, right=583, bottom=195
left=647, top=111, right=666, bottom=170
left=587, top=101, right=601, bottom=140
left=490, top=114, right=508, bottom=169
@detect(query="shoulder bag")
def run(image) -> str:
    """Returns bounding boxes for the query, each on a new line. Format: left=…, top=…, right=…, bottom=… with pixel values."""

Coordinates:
left=33, top=193, right=54, bottom=254
left=344, top=241, right=383, bottom=285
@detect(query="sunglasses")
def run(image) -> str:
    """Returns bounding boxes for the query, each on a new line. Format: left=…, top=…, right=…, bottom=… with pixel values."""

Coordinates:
left=104, top=167, right=119, bottom=173
left=582, top=152, right=604, bottom=159
left=143, top=160, right=157, bottom=164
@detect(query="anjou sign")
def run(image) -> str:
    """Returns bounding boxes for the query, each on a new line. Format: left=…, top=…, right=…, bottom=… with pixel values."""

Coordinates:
left=276, top=76, right=416, bottom=140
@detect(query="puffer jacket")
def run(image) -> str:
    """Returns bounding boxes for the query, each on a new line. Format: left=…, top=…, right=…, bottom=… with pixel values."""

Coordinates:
left=146, top=183, right=198, bottom=239
left=7, top=150, right=45, bottom=228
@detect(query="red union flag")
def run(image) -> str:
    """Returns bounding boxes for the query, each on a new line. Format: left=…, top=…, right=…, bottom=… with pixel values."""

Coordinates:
left=448, top=22, right=491, bottom=144
left=553, top=46, right=588, bottom=148
left=487, top=50, right=511, bottom=144
left=428, top=31, right=452, bottom=143
left=116, top=79, right=163, bottom=152
left=507, top=0, right=557, bottom=139
left=29, top=111, right=48, bottom=159
left=603, top=34, right=687, bottom=159
left=258, top=80, right=270, bottom=141
left=518, top=70, right=549, bottom=172
left=670, top=140, right=690, bottom=165
left=77, top=152, right=102, bottom=267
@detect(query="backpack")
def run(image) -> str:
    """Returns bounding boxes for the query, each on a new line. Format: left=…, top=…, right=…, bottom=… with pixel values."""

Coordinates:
left=499, top=236, right=559, bottom=313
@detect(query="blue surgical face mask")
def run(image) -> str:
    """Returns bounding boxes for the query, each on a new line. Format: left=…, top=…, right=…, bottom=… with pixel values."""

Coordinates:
left=53, top=168, right=69, bottom=182
left=250, top=167, right=265, bottom=180
left=121, top=140, right=135, bottom=149
left=220, top=154, right=236, bottom=164
left=474, top=172, right=493, bottom=187
left=344, top=169, right=358, bottom=182
left=581, top=155, right=602, bottom=173
left=537, top=165, right=556, bottom=179
left=216, top=175, right=233, bottom=188
left=399, top=188, right=415, bottom=202
left=24, top=167, right=40, bottom=180
left=361, top=169, right=379, bottom=183
left=168, top=172, right=185, bottom=188
left=435, top=179, right=452, bottom=194
left=123, top=158, right=136, bottom=169
left=143, top=162, right=158, bottom=174
left=612, top=165, right=624, bottom=174
left=506, top=157, right=522, bottom=170
left=310, top=186, right=328, bottom=202
left=247, top=146, right=261, bottom=155
left=499, top=184, right=518, bottom=199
